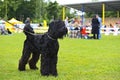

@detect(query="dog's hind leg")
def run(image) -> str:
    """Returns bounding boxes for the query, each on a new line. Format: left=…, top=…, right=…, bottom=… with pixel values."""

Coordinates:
left=29, top=52, right=40, bottom=70
left=18, top=41, right=31, bottom=71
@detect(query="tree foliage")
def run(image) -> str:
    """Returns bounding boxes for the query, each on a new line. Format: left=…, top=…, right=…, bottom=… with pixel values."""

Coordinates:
left=46, top=1, right=61, bottom=20
left=16, top=0, right=36, bottom=21
left=0, top=0, right=117, bottom=22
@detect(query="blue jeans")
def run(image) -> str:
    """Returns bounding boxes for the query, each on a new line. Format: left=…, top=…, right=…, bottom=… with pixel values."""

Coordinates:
left=98, top=28, right=101, bottom=39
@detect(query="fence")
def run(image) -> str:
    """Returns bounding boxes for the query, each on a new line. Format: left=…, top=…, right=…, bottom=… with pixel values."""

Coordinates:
left=69, top=27, right=120, bottom=38
left=86, top=27, right=120, bottom=35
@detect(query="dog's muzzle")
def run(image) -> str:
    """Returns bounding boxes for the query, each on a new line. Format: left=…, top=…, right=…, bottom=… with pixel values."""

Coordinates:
left=63, top=27, right=68, bottom=35
left=62, top=27, right=68, bottom=36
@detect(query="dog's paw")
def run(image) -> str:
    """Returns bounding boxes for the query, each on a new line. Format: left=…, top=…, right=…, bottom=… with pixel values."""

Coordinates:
left=18, top=68, right=26, bottom=71
left=30, top=67, right=38, bottom=70
left=41, top=73, right=49, bottom=76
left=51, top=73, right=58, bottom=77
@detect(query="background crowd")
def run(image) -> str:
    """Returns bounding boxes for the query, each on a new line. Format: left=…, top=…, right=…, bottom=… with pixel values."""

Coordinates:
left=64, top=14, right=102, bottom=39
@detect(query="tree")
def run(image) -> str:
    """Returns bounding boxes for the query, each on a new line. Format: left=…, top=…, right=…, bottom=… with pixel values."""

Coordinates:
left=46, top=1, right=61, bottom=21
left=35, top=0, right=48, bottom=22
left=8, top=0, right=23, bottom=19
left=65, top=8, right=76, bottom=18
left=0, top=0, right=36, bottom=21
left=16, top=0, right=36, bottom=22
left=0, top=0, right=5, bottom=18
left=105, top=11, right=117, bottom=17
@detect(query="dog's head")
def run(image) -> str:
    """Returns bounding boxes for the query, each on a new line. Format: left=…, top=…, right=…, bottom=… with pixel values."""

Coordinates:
left=48, top=20, right=68, bottom=39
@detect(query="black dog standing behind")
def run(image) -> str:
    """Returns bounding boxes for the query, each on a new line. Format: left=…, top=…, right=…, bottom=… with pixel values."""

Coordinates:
left=18, top=19, right=68, bottom=76
left=18, top=18, right=40, bottom=71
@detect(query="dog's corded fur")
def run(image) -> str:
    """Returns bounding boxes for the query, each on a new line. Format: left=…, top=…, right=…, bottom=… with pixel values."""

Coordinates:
left=18, top=20, right=68, bottom=76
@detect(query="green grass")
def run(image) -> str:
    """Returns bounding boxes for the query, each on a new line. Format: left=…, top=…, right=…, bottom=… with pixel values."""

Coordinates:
left=0, top=33, right=120, bottom=80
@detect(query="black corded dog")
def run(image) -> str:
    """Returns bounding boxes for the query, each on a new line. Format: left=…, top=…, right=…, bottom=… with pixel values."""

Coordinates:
left=18, top=20, right=68, bottom=76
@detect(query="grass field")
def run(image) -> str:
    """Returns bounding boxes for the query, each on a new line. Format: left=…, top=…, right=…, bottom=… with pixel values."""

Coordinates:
left=0, top=33, right=120, bottom=80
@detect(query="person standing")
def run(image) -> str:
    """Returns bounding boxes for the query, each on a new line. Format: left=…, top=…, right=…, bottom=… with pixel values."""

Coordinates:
left=96, top=14, right=102, bottom=39
left=23, top=17, right=34, bottom=40
left=64, top=17, right=69, bottom=27
left=91, top=15, right=100, bottom=39
left=0, top=19, right=6, bottom=35
left=25, top=17, right=31, bottom=25
left=64, top=17, right=69, bottom=37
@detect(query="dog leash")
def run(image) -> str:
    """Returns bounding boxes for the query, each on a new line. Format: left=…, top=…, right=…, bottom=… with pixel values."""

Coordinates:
left=6, top=21, right=35, bottom=36
left=16, top=26, right=56, bottom=41
left=46, top=33, right=56, bottom=40
left=14, top=25, right=36, bottom=36
left=13, top=23, right=57, bottom=41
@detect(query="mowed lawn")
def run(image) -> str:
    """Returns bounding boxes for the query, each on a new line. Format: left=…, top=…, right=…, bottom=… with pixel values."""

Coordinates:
left=0, top=33, right=120, bottom=80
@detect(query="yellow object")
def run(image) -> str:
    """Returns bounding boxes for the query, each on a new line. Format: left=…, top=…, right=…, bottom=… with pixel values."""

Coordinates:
left=62, top=7, right=65, bottom=21
left=8, top=18, right=23, bottom=25
left=34, top=27, right=48, bottom=33
left=117, top=11, right=119, bottom=18
left=5, top=22, right=14, bottom=32
left=102, top=3, right=105, bottom=25
left=43, top=20, right=47, bottom=27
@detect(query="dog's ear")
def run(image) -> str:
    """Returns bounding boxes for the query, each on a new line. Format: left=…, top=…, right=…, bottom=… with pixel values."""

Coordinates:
left=49, top=21, right=54, bottom=28
left=48, top=21, right=55, bottom=32
left=55, top=20, right=65, bottom=27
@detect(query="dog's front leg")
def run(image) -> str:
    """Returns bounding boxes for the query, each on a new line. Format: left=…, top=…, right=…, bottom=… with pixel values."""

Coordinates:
left=40, top=52, right=50, bottom=76
left=50, top=54, right=58, bottom=76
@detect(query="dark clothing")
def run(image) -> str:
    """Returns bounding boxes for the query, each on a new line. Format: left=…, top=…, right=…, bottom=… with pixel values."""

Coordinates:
left=25, top=19, right=30, bottom=25
left=23, top=24, right=34, bottom=40
left=23, top=24, right=34, bottom=35
left=91, top=18, right=100, bottom=39
left=74, top=27, right=79, bottom=30
left=92, top=18, right=100, bottom=34
left=7, top=29, right=12, bottom=34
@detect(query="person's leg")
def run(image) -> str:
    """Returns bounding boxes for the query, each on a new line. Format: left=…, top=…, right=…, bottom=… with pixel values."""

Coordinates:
left=93, top=34, right=95, bottom=39
left=98, top=28, right=101, bottom=39
left=97, top=33, right=99, bottom=39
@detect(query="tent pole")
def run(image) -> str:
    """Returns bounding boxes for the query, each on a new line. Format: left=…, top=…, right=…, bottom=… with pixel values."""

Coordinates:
left=62, top=7, right=65, bottom=21
left=117, top=11, right=119, bottom=18
left=81, top=5, right=84, bottom=25
left=102, top=3, right=105, bottom=25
